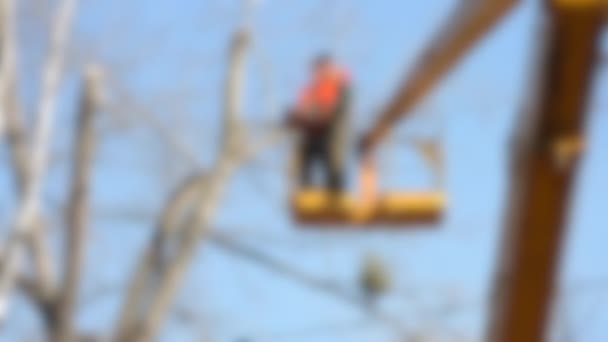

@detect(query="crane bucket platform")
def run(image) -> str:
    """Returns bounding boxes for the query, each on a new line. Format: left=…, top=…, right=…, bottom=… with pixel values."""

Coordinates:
left=292, top=190, right=446, bottom=226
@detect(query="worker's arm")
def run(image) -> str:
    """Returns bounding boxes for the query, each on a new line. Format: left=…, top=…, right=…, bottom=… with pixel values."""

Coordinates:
left=284, top=108, right=303, bottom=128
left=335, top=84, right=351, bottom=120
left=284, top=85, right=311, bottom=128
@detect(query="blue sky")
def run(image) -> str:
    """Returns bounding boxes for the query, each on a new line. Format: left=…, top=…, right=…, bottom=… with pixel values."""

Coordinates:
left=1, top=0, right=607, bottom=341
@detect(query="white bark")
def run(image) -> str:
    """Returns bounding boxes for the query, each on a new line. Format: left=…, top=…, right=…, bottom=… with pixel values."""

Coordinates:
left=54, top=65, right=103, bottom=342
left=0, top=0, right=26, bottom=181
left=0, top=0, right=17, bottom=137
left=115, top=28, right=253, bottom=341
left=1, top=0, right=58, bottom=311
left=0, top=0, right=78, bottom=322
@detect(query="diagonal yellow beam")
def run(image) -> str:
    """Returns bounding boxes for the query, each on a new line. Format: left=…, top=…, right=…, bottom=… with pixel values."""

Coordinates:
left=487, top=1, right=605, bottom=341
left=363, top=0, right=519, bottom=151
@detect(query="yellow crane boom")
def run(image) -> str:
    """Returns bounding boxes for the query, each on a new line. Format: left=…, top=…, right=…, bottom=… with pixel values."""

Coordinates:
left=362, top=0, right=519, bottom=152
left=487, top=1, right=605, bottom=341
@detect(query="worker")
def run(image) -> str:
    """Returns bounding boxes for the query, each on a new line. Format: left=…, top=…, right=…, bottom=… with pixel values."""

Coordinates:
left=286, top=54, right=351, bottom=192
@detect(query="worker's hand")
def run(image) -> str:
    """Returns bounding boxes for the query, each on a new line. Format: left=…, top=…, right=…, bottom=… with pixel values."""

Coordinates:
left=283, top=108, right=299, bottom=128
left=357, top=134, right=373, bottom=158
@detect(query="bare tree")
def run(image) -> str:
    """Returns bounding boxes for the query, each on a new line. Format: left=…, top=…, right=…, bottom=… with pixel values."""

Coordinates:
left=0, top=0, right=78, bottom=322
left=113, top=24, right=270, bottom=341
left=53, top=65, right=103, bottom=342
left=1, top=2, right=294, bottom=339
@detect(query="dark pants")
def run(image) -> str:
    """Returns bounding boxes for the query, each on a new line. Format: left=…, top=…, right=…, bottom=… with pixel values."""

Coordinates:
left=299, top=131, right=344, bottom=191
left=296, top=86, right=350, bottom=192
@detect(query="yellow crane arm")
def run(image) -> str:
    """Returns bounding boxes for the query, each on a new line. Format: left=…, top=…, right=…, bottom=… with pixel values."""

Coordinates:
left=487, top=1, right=606, bottom=340
left=362, top=0, right=519, bottom=152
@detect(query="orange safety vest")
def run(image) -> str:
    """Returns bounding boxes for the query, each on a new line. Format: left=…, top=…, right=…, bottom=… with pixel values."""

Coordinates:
left=296, top=67, right=350, bottom=121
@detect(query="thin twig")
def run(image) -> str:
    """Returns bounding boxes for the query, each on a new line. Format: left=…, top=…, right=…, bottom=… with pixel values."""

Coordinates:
left=54, top=65, right=102, bottom=342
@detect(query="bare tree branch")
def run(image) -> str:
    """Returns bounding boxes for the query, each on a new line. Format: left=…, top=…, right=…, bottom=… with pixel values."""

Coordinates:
left=1, top=0, right=61, bottom=313
left=0, top=0, right=33, bottom=206
left=114, top=173, right=206, bottom=338
left=0, top=0, right=78, bottom=322
left=207, top=231, right=406, bottom=336
left=27, top=217, right=56, bottom=302
left=113, top=22, right=265, bottom=340
left=103, top=78, right=203, bottom=170
left=53, top=65, right=103, bottom=342
left=0, top=0, right=17, bottom=138
left=209, top=232, right=364, bottom=310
